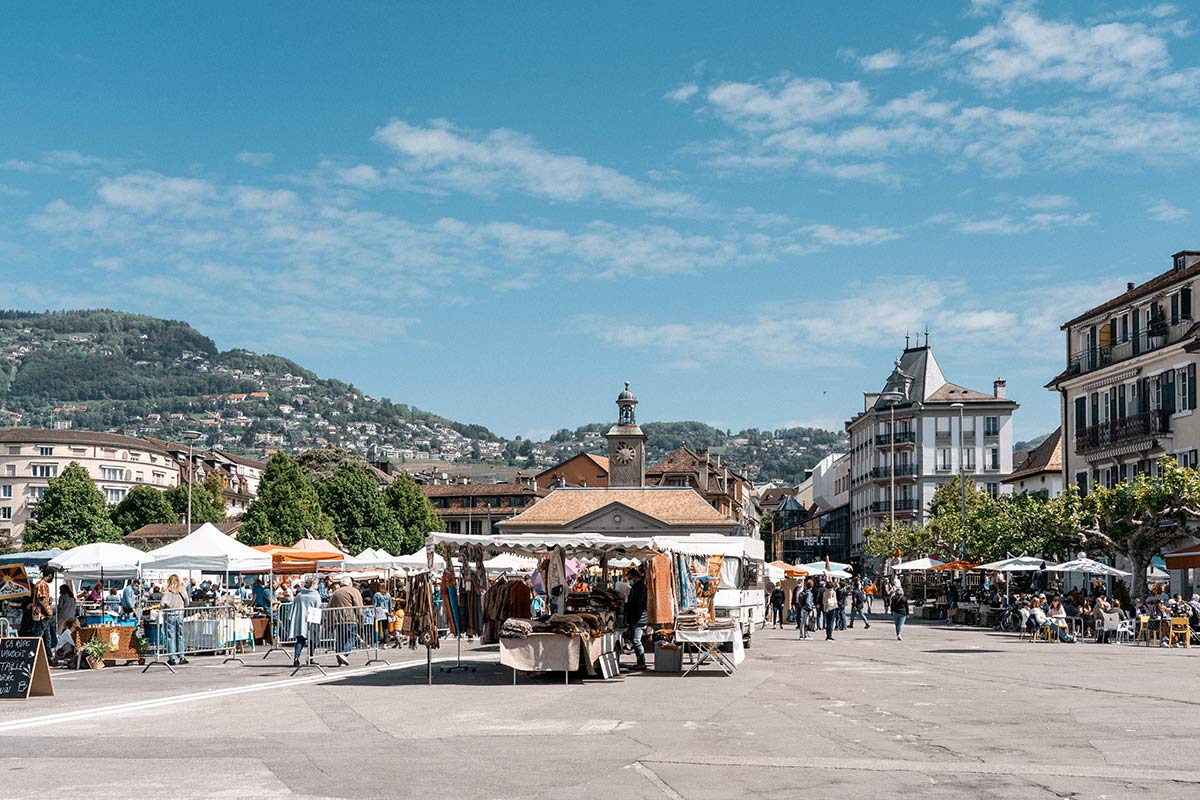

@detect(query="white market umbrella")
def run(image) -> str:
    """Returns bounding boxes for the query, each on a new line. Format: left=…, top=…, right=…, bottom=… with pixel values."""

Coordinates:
left=805, top=567, right=853, bottom=579
left=975, top=555, right=1057, bottom=572
left=799, top=560, right=851, bottom=573
left=893, top=557, right=946, bottom=572
left=1046, top=558, right=1131, bottom=577
left=49, top=542, right=148, bottom=580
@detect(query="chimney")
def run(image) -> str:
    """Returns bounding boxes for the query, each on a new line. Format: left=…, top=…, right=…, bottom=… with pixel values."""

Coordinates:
left=993, top=379, right=1006, bottom=399
left=1127, top=282, right=1135, bottom=292
left=864, top=393, right=879, bottom=413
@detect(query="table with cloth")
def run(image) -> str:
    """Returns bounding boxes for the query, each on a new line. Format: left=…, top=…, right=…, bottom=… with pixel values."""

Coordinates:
left=499, top=631, right=619, bottom=683
left=674, top=628, right=744, bottom=676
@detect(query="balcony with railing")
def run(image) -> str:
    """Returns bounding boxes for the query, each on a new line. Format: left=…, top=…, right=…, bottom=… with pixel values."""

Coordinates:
left=1065, top=318, right=1193, bottom=377
left=1075, top=409, right=1171, bottom=454
left=875, top=430, right=916, bottom=447
left=870, top=498, right=920, bottom=514
left=870, top=463, right=919, bottom=481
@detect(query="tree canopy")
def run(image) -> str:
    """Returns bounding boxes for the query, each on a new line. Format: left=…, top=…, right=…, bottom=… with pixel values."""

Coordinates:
left=23, top=462, right=123, bottom=549
left=110, top=484, right=176, bottom=534
left=238, top=452, right=335, bottom=546
left=164, top=473, right=226, bottom=525
left=384, top=472, right=443, bottom=554
left=315, top=464, right=403, bottom=554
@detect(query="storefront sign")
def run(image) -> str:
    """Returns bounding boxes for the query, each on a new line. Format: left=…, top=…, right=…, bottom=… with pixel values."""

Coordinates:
left=0, top=637, right=55, bottom=700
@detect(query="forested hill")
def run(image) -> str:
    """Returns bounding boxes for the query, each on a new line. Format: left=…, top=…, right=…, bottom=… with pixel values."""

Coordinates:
left=0, top=309, right=848, bottom=484
left=0, top=309, right=499, bottom=460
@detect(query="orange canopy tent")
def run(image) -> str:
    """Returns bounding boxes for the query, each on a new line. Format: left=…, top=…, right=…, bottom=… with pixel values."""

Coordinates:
left=251, top=543, right=345, bottom=574
left=768, top=560, right=810, bottom=578
left=929, top=560, right=979, bottom=571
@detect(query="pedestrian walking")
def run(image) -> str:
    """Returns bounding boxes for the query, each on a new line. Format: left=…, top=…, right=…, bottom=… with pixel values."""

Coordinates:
left=329, top=575, right=363, bottom=666
left=849, top=581, right=871, bottom=629
left=624, top=567, right=648, bottom=670
left=836, top=580, right=848, bottom=630
left=864, top=580, right=876, bottom=614
left=890, top=585, right=910, bottom=641
left=799, top=579, right=815, bottom=639
left=822, top=581, right=839, bottom=640
left=289, top=576, right=322, bottom=668
left=770, top=584, right=785, bottom=629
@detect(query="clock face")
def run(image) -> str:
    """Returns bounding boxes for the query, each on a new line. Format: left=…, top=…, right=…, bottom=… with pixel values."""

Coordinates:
left=615, top=443, right=636, bottom=464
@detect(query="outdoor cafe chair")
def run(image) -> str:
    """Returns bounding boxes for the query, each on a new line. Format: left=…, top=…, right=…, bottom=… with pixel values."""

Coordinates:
left=1030, top=623, right=1059, bottom=643
left=1135, top=615, right=1159, bottom=647
left=1168, top=617, right=1191, bottom=649
left=1099, top=612, right=1133, bottom=644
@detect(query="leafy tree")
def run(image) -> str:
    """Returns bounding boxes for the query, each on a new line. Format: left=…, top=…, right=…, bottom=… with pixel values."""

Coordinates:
left=295, top=447, right=372, bottom=484
left=24, top=462, right=122, bottom=549
left=111, top=484, right=176, bottom=534
left=164, top=473, right=226, bottom=524
left=238, top=452, right=335, bottom=546
left=315, top=464, right=402, bottom=554
left=383, top=472, right=442, bottom=554
left=1077, top=457, right=1200, bottom=597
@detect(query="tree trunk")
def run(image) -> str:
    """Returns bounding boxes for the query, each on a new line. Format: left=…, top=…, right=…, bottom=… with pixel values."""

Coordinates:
left=1126, top=551, right=1151, bottom=599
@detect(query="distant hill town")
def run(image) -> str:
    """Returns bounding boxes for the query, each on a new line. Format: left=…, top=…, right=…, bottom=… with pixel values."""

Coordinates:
left=0, top=309, right=849, bottom=485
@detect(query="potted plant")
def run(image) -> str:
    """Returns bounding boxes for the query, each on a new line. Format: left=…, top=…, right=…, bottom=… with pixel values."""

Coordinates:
left=133, top=634, right=152, bottom=666
left=81, top=636, right=111, bottom=670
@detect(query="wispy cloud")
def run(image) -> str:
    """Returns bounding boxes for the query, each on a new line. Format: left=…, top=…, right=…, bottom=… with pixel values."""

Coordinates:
left=370, top=118, right=701, bottom=213
left=1147, top=198, right=1189, bottom=222
left=235, top=151, right=274, bottom=167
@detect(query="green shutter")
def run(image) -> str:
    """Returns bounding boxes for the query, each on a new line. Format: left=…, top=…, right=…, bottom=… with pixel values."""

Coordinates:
left=1190, top=363, right=1197, bottom=410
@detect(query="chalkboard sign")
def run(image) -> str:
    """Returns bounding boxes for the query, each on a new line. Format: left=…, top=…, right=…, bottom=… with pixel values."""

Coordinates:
left=0, top=637, right=55, bottom=700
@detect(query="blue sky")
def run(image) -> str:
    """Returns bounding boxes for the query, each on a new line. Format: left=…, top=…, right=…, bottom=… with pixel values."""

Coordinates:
left=2, top=1, right=1199, bottom=440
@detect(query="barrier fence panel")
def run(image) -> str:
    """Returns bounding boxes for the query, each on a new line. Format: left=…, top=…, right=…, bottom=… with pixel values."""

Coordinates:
left=143, top=605, right=252, bottom=673
left=261, top=601, right=295, bottom=661
left=291, top=605, right=388, bottom=676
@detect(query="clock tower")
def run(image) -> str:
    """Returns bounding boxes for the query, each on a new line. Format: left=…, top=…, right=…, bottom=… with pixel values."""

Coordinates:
left=606, top=381, right=647, bottom=487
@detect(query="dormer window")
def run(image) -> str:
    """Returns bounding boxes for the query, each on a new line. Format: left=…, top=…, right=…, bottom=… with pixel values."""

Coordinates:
left=1177, top=255, right=1186, bottom=270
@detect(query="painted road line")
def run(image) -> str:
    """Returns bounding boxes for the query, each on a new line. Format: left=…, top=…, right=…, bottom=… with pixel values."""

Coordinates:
left=0, top=653, right=498, bottom=733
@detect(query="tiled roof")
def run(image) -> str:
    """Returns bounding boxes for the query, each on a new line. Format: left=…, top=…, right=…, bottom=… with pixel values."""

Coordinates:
left=124, top=521, right=242, bottom=543
left=924, top=382, right=1008, bottom=404
left=420, top=483, right=545, bottom=498
left=535, top=451, right=610, bottom=479
left=0, top=428, right=169, bottom=456
left=1063, top=259, right=1200, bottom=328
left=1004, top=428, right=1063, bottom=483
left=214, top=449, right=267, bottom=470
left=647, top=445, right=748, bottom=482
left=497, top=487, right=732, bottom=527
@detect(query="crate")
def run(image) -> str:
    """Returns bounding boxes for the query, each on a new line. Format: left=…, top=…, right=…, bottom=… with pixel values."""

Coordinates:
left=654, top=643, right=683, bottom=672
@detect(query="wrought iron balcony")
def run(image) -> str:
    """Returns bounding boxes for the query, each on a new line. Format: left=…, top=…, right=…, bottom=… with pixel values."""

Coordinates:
left=1065, top=318, right=1193, bottom=377
left=870, top=464, right=919, bottom=480
left=1075, top=409, right=1170, bottom=454
left=871, top=498, right=920, bottom=513
left=875, top=431, right=916, bottom=447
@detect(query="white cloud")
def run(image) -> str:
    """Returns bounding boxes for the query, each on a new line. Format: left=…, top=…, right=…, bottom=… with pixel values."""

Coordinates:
left=799, top=224, right=902, bottom=247
left=860, top=50, right=903, bottom=71
left=371, top=119, right=699, bottom=212
left=950, top=211, right=1092, bottom=235
left=236, top=151, right=274, bottom=167
left=1018, top=194, right=1073, bottom=211
left=41, top=150, right=118, bottom=169
left=705, top=76, right=870, bottom=131
left=1147, top=198, right=1188, bottom=222
left=665, top=83, right=699, bottom=103
left=97, top=171, right=217, bottom=215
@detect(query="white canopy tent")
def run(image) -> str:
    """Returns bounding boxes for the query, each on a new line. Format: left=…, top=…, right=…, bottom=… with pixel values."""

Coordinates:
left=393, top=550, right=447, bottom=573
left=975, top=555, right=1058, bottom=572
left=1045, top=558, right=1131, bottom=577
left=343, top=548, right=401, bottom=571
left=483, top=553, right=538, bottom=575
left=803, top=567, right=853, bottom=579
left=427, top=531, right=660, bottom=559
left=893, top=557, right=946, bottom=572
left=144, top=522, right=272, bottom=573
left=49, top=542, right=149, bottom=580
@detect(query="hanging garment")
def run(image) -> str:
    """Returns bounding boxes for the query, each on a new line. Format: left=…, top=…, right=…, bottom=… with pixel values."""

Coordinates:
left=441, top=568, right=461, bottom=637
left=546, top=546, right=568, bottom=616
left=646, top=553, right=675, bottom=625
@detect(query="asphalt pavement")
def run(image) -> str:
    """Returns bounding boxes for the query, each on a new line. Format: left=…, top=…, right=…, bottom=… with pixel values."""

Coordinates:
left=2, top=612, right=1198, bottom=799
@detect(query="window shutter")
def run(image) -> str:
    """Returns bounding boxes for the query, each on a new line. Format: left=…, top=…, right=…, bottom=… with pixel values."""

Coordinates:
left=1172, top=293, right=1180, bottom=324
left=1117, top=384, right=1126, bottom=419
left=1074, top=397, right=1086, bottom=431
left=1164, top=376, right=1176, bottom=413
left=1190, top=363, right=1197, bottom=410
left=1183, top=287, right=1193, bottom=320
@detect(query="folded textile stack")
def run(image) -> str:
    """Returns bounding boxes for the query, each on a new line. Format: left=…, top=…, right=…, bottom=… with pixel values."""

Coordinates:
left=500, top=618, right=534, bottom=639
left=588, top=588, right=624, bottom=610
left=535, top=612, right=606, bottom=639
left=674, top=610, right=706, bottom=631
left=706, top=618, right=736, bottom=630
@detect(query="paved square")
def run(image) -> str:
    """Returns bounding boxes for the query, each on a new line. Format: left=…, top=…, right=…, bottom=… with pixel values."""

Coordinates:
left=2, top=615, right=1198, bottom=799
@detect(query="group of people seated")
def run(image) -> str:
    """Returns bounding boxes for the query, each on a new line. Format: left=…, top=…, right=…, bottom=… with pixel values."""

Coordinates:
left=1014, top=589, right=1200, bottom=645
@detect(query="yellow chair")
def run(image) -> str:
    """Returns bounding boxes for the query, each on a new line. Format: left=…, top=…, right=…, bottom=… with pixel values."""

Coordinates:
left=1031, top=624, right=1058, bottom=643
left=1136, top=615, right=1157, bottom=646
left=1168, top=617, right=1191, bottom=648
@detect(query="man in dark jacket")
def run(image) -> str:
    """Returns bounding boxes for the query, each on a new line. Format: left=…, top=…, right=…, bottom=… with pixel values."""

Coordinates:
left=770, top=585, right=785, bottom=628
left=329, top=576, right=363, bottom=666
left=624, top=568, right=648, bottom=670
left=849, top=581, right=871, bottom=629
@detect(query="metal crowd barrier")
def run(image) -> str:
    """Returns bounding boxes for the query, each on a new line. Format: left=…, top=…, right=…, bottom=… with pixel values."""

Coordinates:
left=143, top=605, right=252, bottom=673
left=260, top=601, right=296, bottom=661
left=290, top=605, right=389, bottom=676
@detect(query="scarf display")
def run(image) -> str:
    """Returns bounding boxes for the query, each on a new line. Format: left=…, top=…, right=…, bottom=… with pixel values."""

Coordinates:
left=402, top=572, right=440, bottom=650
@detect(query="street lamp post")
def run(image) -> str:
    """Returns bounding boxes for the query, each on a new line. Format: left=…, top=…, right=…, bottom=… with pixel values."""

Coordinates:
left=950, top=403, right=966, bottom=559
left=182, top=430, right=201, bottom=531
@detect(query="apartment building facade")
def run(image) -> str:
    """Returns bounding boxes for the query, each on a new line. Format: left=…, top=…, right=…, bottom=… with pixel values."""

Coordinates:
left=845, top=345, right=1019, bottom=559
left=1047, top=251, right=1200, bottom=493
left=0, top=429, right=179, bottom=547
